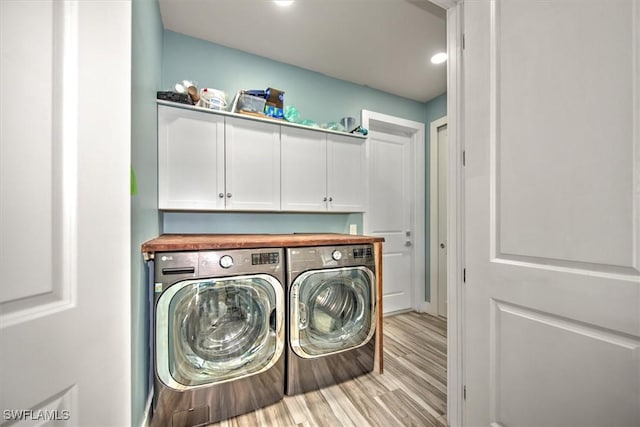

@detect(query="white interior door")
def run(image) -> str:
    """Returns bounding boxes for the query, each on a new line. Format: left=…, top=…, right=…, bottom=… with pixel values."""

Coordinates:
left=368, top=130, right=412, bottom=313
left=437, top=125, right=448, bottom=318
left=463, top=1, right=640, bottom=426
left=0, top=1, right=131, bottom=425
left=364, top=111, right=425, bottom=314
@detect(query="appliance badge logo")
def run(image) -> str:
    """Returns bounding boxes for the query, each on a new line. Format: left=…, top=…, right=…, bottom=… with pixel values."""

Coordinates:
left=160, top=255, right=173, bottom=262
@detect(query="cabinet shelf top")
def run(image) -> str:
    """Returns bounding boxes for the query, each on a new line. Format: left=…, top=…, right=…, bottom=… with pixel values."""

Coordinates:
left=157, top=100, right=368, bottom=139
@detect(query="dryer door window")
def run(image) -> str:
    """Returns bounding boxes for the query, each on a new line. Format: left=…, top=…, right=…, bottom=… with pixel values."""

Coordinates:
left=290, top=267, right=376, bottom=358
left=156, top=274, right=284, bottom=390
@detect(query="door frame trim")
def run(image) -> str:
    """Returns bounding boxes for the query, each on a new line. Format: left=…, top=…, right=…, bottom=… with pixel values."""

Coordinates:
left=426, top=115, right=448, bottom=316
left=361, top=110, right=426, bottom=313
left=440, top=1, right=464, bottom=426
left=365, top=0, right=464, bottom=424
left=425, top=0, right=464, bottom=425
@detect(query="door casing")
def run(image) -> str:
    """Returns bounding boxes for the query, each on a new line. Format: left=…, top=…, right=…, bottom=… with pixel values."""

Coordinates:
left=363, top=1, right=463, bottom=418
left=428, top=1, right=464, bottom=426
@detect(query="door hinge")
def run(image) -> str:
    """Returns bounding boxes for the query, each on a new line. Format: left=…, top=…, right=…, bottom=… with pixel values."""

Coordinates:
left=463, top=268, right=466, bottom=283
left=463, top=385, right=467, bottom=400
left=462, top=150, right=466, bottom=166
left=462, top=33, right=466, bottom=50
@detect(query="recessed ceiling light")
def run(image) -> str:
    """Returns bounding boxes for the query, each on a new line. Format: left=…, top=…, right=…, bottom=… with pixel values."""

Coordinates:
left=430, top=52, right=447, bottom=64
left=274, top=0, right=294, bottom=6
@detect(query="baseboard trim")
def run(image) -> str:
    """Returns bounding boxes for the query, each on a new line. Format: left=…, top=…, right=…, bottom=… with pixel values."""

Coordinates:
left=384, top=308, right=413, bottom=317
left=422, top=301, right=438, bottom=316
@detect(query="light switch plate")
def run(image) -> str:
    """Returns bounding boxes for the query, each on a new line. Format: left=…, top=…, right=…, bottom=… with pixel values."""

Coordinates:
left=349, top=224, right=357, bottom=235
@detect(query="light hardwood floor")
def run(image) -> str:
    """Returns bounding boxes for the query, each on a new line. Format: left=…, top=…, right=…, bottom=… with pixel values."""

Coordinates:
left=210, top=312, right=448, bottom=427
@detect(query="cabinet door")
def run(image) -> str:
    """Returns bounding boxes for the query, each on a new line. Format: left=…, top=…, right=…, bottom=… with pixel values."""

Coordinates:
left=327, top=135, right=367, bottom=212
left=158, top=105, right=225, bottom=210
left=225, top=117, right=281, bottom=211
left=281, top=127, right=327, bottom=211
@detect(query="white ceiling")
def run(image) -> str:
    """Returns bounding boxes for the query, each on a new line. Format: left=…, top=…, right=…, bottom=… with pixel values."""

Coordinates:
left=158, top=0, right=447, bottom=103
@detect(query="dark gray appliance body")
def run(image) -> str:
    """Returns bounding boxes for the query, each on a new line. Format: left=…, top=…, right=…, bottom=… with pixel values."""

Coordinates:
left=150, top=248, right=285, bottom=427
left=286, top=244, right=377, bottom=395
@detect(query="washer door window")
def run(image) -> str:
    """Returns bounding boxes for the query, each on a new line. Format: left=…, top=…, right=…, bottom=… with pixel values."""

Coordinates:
left=290, top=267, right=376, bottom=358
left=156, top=274, right=284, bottom=390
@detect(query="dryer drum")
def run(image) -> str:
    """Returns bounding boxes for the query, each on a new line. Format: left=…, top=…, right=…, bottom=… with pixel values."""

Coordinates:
left=183, top=286, right=266, bottom=359
left=309, top=279, right=359, bottom=333
left=296, top=270, right=373, bottom=356
left=167, top=279, right=278, bottom=386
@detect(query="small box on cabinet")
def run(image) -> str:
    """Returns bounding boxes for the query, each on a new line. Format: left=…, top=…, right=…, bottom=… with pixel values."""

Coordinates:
left=237, top=94, right=266, bottom=114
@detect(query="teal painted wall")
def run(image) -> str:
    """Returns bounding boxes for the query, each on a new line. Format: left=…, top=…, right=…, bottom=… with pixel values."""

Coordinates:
left=423, top=93, right=447, bottom=302
left=161, top=31, right=446, bottom=303
left=161, top=30, right=432, bottom=238
left=131, top=0, right=163, bottom=425
left=162, top=31, right=429, bottom=126
left=129, top=19, right=444, bottom=426
left=163, top=212, right=363, bottom=235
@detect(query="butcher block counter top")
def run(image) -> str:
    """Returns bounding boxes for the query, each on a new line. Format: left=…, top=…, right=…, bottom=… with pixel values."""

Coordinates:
left=141, top=233, right=384, bottom=256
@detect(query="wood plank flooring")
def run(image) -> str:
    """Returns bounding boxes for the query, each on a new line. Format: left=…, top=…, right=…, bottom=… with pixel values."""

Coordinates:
left=210, top=312, right=447, bottom=427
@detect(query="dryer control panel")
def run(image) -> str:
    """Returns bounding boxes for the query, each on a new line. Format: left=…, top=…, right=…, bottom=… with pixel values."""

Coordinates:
left=154, top=248, right=285, bottom=291
left=287, top=244, right=375, bottom=274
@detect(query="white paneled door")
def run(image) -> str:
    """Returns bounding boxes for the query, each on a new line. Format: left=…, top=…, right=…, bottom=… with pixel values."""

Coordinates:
left=368, top=131, right=412, bottom=313
left=365, top=111, right=425, bottom=314
left=0, top=1, right=131, bottom=425
left=463, top=1, right=640, bottom=426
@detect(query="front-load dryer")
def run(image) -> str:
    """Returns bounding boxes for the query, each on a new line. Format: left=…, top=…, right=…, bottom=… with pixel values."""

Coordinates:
left=150, top=248, right=285, bottom=427
left=286, top=244, right=377, bottom=395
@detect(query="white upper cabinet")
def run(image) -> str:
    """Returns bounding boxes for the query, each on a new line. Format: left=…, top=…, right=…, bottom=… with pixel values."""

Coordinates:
left=327, top=134, right=366, bottom=212
left=158, top=105, right=280, bottom=211
left=158, top=105, right=225, bottom=210
left=281, top=127, right=328, bottom=211
left=225, top=117, right=281, bottom=211
left=281, top=127, right=366, bottom=212
left=158, top=103, right=366, bottom=212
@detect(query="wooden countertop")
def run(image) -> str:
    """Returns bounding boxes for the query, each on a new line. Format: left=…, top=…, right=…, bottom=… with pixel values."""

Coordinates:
left=141, top=233, right=384, bottom=255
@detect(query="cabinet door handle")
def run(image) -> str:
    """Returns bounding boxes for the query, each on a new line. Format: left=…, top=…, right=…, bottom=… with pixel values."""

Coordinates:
left=226, top=193, right=232, bottom=198
left=218, top=193, right=224, bottom=198
left=323, top=197, right=327, bottom=202
left=329, top=197, right=333, bottom=202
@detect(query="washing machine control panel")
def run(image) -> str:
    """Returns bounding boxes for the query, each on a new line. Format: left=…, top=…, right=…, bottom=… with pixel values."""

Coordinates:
left=219, top=255, right=234, bottom=268
left=251, top=252, right=280, bottom=265
left=353, top=247, right=373, bottom=259
left=331, top=250, right=343, bottom=261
